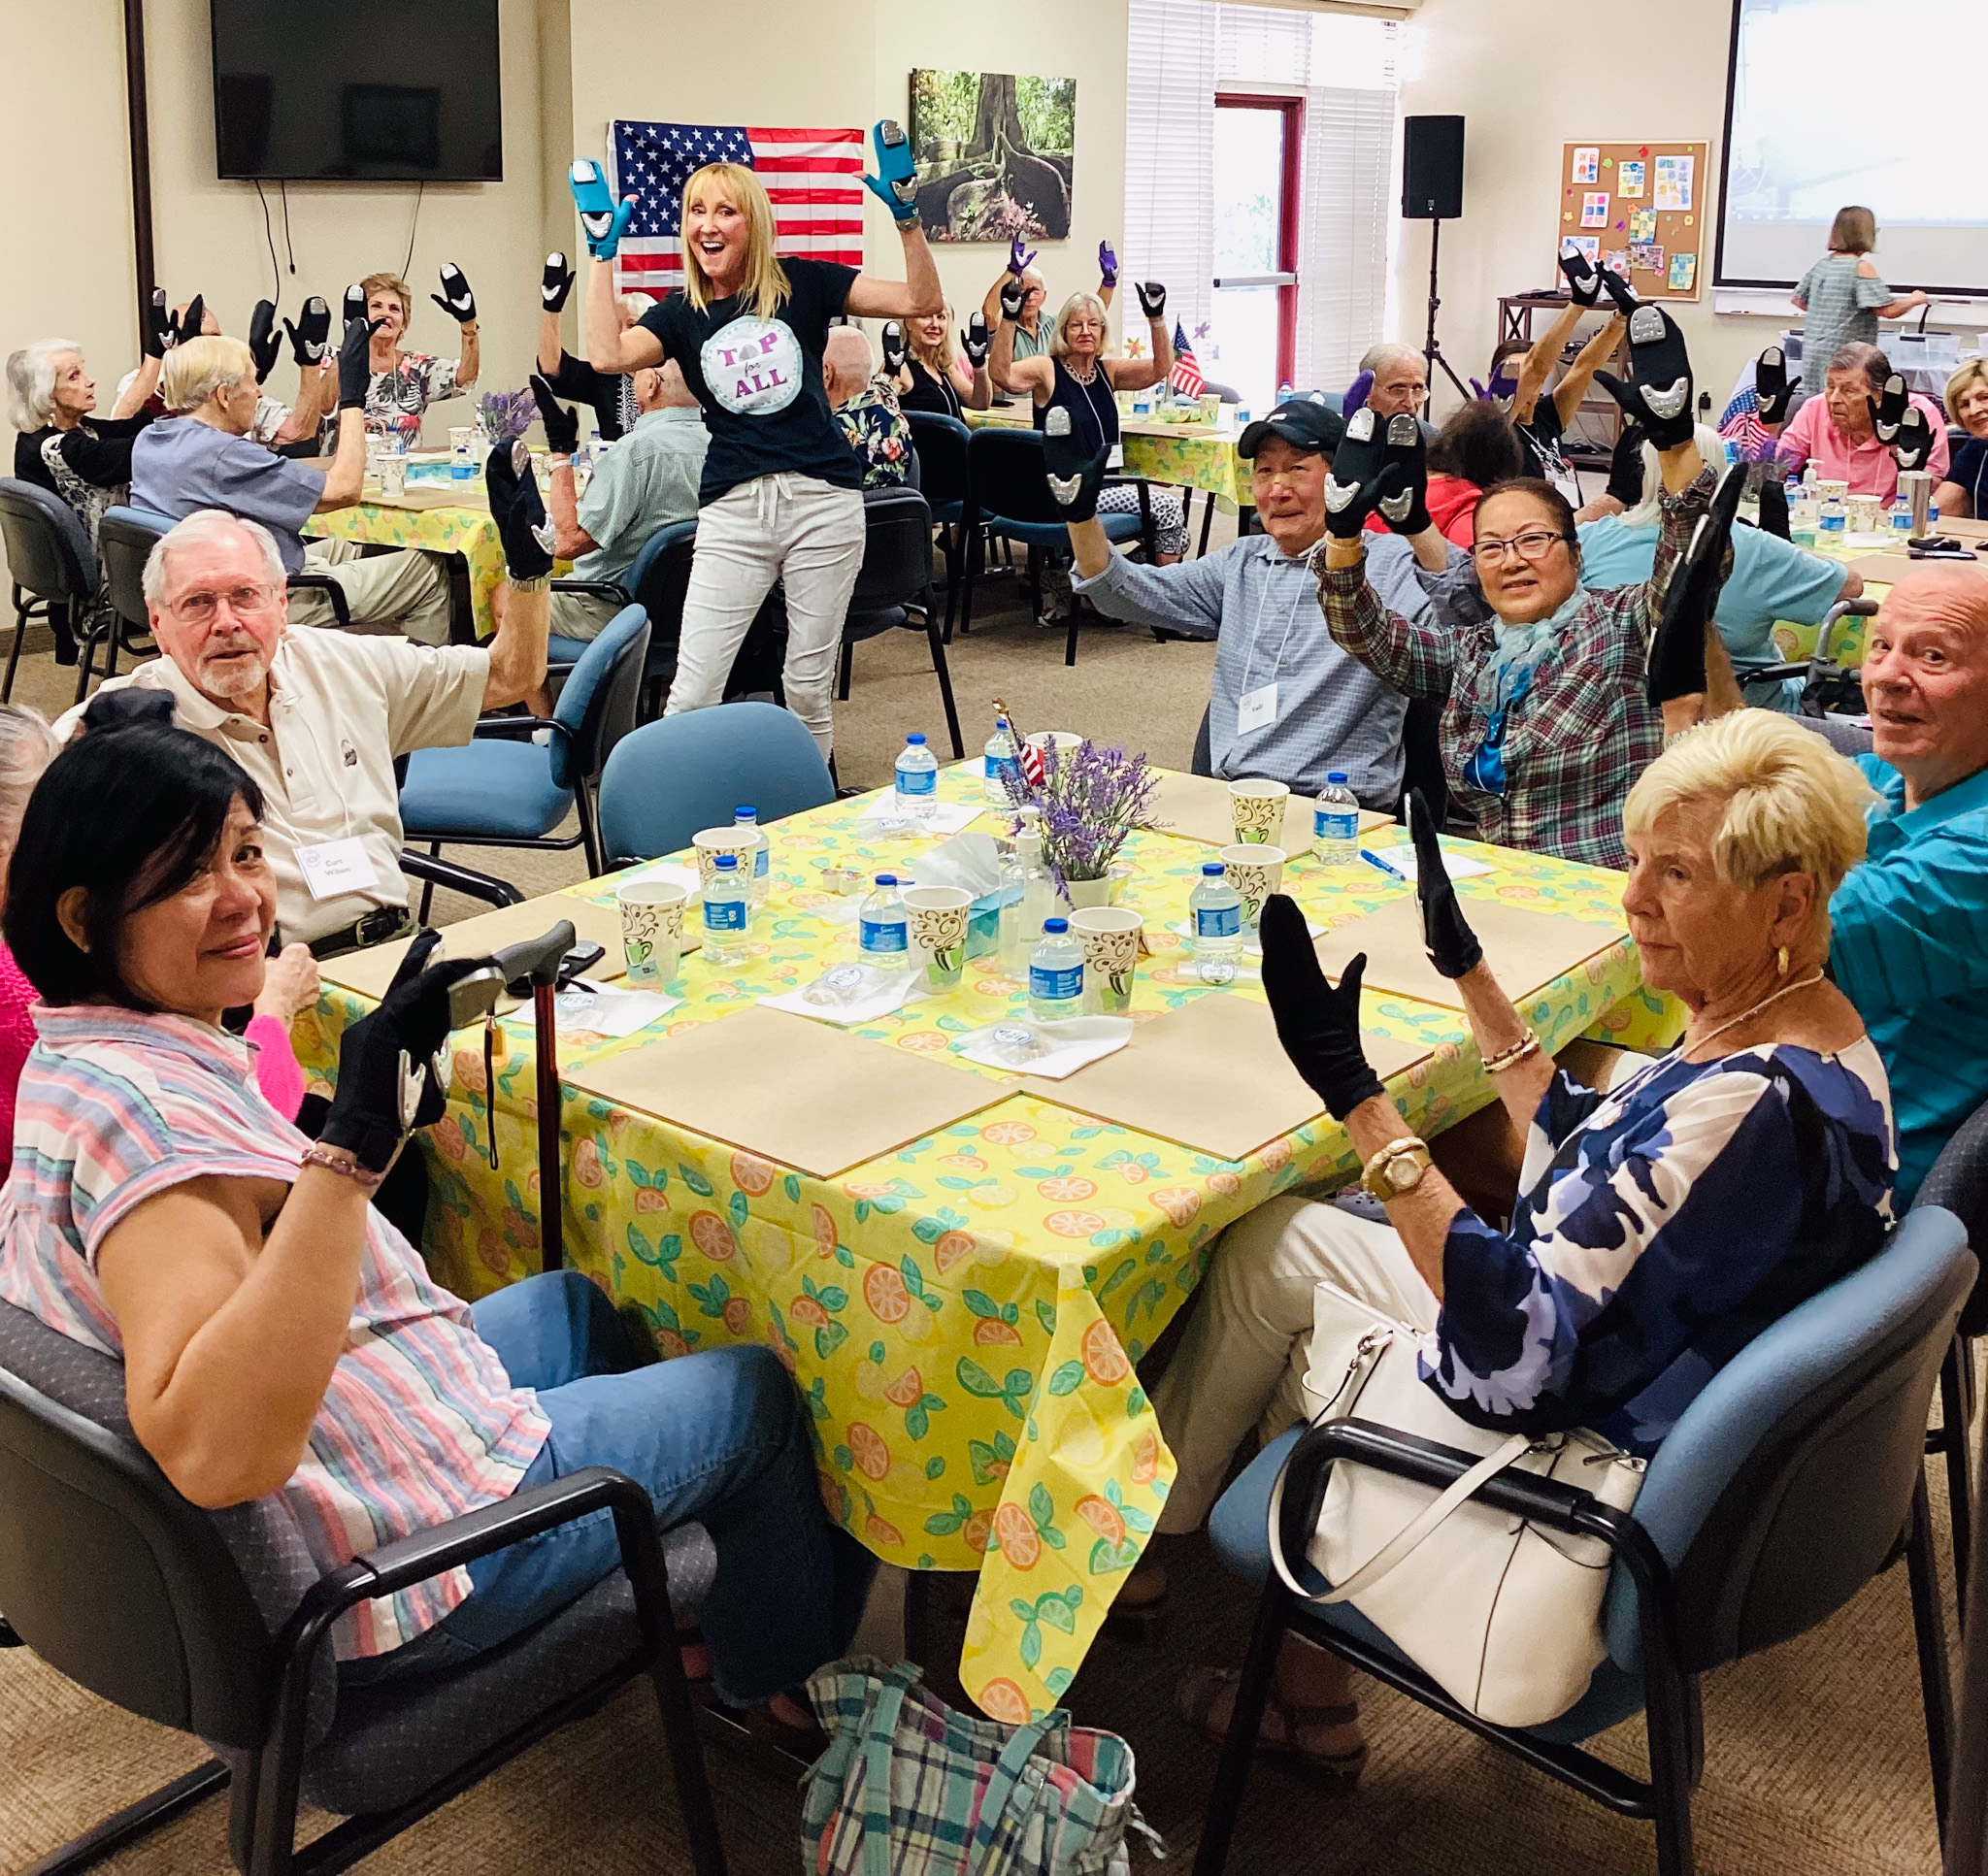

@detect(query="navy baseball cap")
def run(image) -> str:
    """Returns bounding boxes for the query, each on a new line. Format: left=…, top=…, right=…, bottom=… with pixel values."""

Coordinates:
left=1238, top=393, right=1345, bottom=460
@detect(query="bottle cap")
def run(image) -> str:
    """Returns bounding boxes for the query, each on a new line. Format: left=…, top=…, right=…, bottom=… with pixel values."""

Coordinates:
left=714, top=854, right=738, bottom=870
left=735, top=805, right=756, bottom=819
left=906, top=734, right=926, bottom=745
left=1326, top=771, right=1348, bottom=785
left=1044, top=917, right=1069, bottom=933
left=876, top=873, right=897, bottom=886
left=1202, top=862, right=1224, bottom=875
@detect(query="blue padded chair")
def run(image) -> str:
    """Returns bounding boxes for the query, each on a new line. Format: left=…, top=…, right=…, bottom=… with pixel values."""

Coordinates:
left=1193, top=1206, right=1975, bottom=1876
left=597, top=701, right=834, bottom=869
left=0, top=478, right=101, bottom=704
left=101, top=502, right=352, bottom=639
left=399, top=604, right=650, bottom=913
left=547, top=516, right=690, bottom=686
left=962, top=427, right=1151, bottom=668
left=904, top=411, right=973, bottom=638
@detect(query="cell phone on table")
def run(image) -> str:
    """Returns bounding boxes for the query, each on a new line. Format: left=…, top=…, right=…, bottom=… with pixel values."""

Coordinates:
left=556, top=941, right=606, bottom=989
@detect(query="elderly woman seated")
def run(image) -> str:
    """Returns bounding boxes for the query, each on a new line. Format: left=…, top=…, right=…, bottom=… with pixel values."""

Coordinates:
left=1317, top=292, right=1719, bottom=868
left=0, top=724, right=872, bottom=1721
left=1934, top=357, right=1988, bottom=519
left=1766, top=342, right=1949, bottom=499
left=1577, top=423, right=1862, bottom=709
left=1155, top=712, right=1894, bottom=1779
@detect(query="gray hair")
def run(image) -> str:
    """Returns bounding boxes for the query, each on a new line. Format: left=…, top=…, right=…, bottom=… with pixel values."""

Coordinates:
left=5, top=339, right=83, bottom=431
left=0, top=705, right=58, bottom=855
left=1827, top=343, right=1891, bottom=389
left=141, top=510, right=288, bottom=609
left=1622, top=424, right=1728, bottom=531
left=159, top=336, right=255, bottom=415
left=1359, top=343, right=1425, bottom=380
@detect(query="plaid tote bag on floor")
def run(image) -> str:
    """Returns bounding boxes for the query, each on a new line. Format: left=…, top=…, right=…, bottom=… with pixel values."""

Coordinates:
left=800, top=1658, right=1158, bottom=1874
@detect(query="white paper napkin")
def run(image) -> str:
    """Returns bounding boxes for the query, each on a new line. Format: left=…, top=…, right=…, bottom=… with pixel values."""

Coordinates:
left=953, top=1016, right=1133, bottom=1079
left=1356, top=842, right=1494, bottom=885
left=760, top=966, right=921, bottom=1027
left=553, top=983, right=681, bottom=1037
left=855, top=795, right=985, bottom=835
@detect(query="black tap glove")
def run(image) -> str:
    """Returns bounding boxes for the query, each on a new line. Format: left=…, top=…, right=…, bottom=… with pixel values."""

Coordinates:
left=529, top=372, right=581, bottom=456
left=1408, top=789, right=1482, bottom=978
left=337, top=316, right=384, bottom=411
left=961, top=313, right=991, bottom=368
left=486, top=440, right=556, bottom=581
left=1135, top=280, right=1167, bottom=320
left=1595, top=303, right=1695, bottom=450
left=143, top=289, right=170, bottom=360
left=431, top=264, right=477, bottom=324
left=1321, top=406, right=1406, bottom=540
left=1647, top=462, right=1745, bottom=708
left=1044, top=407, right=1109, bottom=522
left=283, top=296, right=331, bottom=368
left=1558, top=243, right=1602, bottom=309
left=171, top=296, right=206, bottom=347
left=542, top=251, right=576, bottom=314
left=881, top=321, right=907, bottom=377
left=248, top=300, right=282, bottom=380
left=1754, top=346, right=1797, bottom=425
left=1260, top=896, right=1385, bottom=1122
left=1375, top=411, right=1432, bottom=536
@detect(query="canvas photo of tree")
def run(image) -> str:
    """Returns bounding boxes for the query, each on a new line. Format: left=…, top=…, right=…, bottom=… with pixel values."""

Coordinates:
left=909, top=70, right=1077, bottom=243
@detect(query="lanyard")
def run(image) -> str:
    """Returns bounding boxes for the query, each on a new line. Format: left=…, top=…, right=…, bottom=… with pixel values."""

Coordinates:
left=1237, top=553, right=1309, bottom=699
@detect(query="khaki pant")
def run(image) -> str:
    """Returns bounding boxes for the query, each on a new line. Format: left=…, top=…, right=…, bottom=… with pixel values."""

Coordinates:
left=294, top=540, right=452, bottom=645
left=549, top=589, right=624, bottom=643
left=1150, top=1194, right=1438, bottom=1532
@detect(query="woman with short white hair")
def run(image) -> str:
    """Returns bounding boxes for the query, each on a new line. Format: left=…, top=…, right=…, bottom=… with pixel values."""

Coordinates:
left=1161, top=711, right=1895, bottom=1778
left=994, top=287, right=1189, bottom=571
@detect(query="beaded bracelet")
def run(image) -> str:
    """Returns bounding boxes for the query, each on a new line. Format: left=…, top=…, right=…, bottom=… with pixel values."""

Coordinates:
left=299, top=1143, right=387, bottom=1194
left=1480, top=1033, right=1541, bottom=1074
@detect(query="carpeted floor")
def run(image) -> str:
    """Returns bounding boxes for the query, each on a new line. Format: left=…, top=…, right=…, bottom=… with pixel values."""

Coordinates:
left=0, top=549, right=1960, bottom=1874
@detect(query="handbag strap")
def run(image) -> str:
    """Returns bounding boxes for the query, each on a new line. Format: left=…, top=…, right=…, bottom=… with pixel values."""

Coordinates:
left=969, top=1710, right=1060, bottom=1860
left=1266, top=1430, right=1532, bottom=1604
left=857, top=1673, right=912, bottom=1876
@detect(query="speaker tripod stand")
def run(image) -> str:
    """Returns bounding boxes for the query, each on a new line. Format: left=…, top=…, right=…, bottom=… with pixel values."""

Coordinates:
left=1419, top=216, right=1473, bottom=403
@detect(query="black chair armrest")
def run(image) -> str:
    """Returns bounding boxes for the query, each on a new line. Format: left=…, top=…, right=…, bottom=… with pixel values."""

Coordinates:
left=285, top=572, right=351, bottom=630
left=397, top=848, right=524, bottom=907
left=470, top=714, right=565, bottom=741
left=549, top=579, right=633, bottom=607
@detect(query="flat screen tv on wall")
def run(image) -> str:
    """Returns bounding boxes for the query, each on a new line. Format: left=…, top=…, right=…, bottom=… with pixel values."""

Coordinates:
left=211, top=0, right=502, bottom=181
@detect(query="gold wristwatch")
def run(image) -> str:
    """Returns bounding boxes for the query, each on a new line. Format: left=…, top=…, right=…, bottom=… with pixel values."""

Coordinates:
left=1361, top=1135, right=1432, bottom=1201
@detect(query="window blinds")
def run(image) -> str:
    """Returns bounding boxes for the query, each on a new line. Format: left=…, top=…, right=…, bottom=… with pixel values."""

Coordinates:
left=1124, top=0, right=1220, bottom=346
left=1296, top=81, right=1396, bottom=391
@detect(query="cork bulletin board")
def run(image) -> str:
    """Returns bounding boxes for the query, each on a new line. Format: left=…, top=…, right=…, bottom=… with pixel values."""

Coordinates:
left=1559, top=141, right=1709, bottom=303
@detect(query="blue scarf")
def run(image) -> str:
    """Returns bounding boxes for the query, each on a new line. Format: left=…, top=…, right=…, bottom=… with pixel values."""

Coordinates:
left=1482, top=587, right=1585, bottom=707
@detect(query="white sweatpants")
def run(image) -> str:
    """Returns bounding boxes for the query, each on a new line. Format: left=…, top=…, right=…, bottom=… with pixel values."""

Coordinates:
left=1151, top=1194, right=1438, bottom=1532
left=666, top=474, right=866, bottom=756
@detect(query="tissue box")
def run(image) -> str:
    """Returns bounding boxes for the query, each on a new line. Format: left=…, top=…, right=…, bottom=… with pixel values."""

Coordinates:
left=967, top=892, right=1005, bottom=958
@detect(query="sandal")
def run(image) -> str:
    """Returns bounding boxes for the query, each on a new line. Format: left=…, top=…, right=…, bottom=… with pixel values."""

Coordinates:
left=1176, top=1666, right=1368, bottom=1792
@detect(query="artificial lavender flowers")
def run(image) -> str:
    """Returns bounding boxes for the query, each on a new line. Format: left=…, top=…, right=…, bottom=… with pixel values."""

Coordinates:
left=1004, top=739, right=1158, bottom=886
left=477, top=387, right=539, bottom=445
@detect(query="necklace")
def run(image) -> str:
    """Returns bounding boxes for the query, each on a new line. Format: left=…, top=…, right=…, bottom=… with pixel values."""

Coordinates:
left=1685, top=971, right=1826, bottom=1056
left=1065, top=357, right=1099, bottom=385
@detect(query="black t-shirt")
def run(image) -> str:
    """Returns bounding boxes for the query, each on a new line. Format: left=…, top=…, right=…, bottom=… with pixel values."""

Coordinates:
left=900, top=358, right=962, bottom=420
left=1951, top=436, right=1988, bottom=516
left=639, top=258, right=859, bottom=507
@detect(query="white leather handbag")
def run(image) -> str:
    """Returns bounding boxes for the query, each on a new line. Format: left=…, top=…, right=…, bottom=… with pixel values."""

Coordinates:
left=1265, top=1277, right=1646, bottom=1728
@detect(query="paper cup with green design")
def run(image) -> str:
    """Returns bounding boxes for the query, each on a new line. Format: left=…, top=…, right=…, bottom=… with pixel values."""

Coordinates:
left=617, top=879, right=688, bottom=986
left=692, top=825, right=758, bottom=892
left=1070, top=905, right=1142, bottom=1013
left=1228, top=777, right=1290, bottom=844
left=1219, top=843, right=1285, bottom=929
left=904, top=885, right=972, bottom=991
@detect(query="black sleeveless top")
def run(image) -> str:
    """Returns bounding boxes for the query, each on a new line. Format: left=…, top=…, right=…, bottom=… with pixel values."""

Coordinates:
left=900, top=358, right=962, bottom=420
left=1033, top=359, right=1118, bottom=455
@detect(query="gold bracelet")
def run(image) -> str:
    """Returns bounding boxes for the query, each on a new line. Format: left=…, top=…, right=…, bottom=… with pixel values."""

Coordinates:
left=1361, top=1135, right=1425, bottom=1183
left=1480, top=1033, right=1541, bottom=1073
left=299, top=1143, right=387, bottom=1194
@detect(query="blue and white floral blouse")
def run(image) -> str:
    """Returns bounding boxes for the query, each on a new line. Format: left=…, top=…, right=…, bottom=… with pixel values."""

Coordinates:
left=1425, top=1040, right=1896, bottom=1456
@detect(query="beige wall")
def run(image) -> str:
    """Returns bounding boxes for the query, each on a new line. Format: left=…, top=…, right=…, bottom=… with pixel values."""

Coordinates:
left=1397, top=0, right=1763, bottom=420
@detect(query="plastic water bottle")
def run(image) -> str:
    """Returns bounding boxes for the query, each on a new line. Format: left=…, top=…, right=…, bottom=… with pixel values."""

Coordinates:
left=859, top=873, right=910, bottom=965
left=732, top=805, right=770, bottom=907
left=1312, top=772, right=1360, bottom=867
left=1818, top=495, right=1847, bottom=541
left=1000, top=816, right=1055, bottom=975
left=1028, top=918, right=1085, bottom=1023
left=983, top=713, right=1021, bottom=807
left=895, top=733, right=939, bottom=830
left=1889, top=494, right=1915, bottom=535
left=1276, top=380, right=1294, bottom=404
left=1189, top=862, right=1242, bottom=985
left=701, top=854, right=749, bottom=967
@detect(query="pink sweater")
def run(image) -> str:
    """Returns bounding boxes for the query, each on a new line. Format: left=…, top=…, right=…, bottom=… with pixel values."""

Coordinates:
left=0, top=946, right=307, bottom=1155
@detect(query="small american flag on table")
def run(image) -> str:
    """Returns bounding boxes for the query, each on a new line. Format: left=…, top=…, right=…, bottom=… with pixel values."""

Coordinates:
left=1170, top=321, right=1206, bottom=399
left=609, top=120, right=866, bottom=298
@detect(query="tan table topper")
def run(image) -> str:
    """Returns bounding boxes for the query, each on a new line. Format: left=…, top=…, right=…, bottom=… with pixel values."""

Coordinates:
left=319, top=894, right=630, bottom=1005
left=1148, top=772, right=1391, bottom=852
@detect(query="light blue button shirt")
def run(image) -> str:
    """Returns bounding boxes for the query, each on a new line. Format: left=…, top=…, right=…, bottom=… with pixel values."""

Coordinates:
left=1832, top=756, right=1988, bottom=1203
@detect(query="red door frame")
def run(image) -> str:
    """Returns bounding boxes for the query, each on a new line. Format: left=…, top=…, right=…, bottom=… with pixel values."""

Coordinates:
left=1214, top=92, right=1304, bottom=392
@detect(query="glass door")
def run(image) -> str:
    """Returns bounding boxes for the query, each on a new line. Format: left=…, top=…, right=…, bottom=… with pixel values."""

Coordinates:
left=1209, top=96, right=1302, bottom=412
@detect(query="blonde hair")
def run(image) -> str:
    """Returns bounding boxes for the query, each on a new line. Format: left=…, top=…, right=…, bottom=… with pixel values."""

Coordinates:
left=1828, top=206, right=1876, bottom=255
left=160, top=336, right=255, bottom=412
left=1946, top=357, right=1988, bottom=426
left=680, top=164, right=790, bottom=321
left=1624, top=713, right=1878, bottom=933
left=1049, top=293, right=1110, bottom=360
left=908, top=305, right=957, bottom=378
left=360, top=271, right=414, bottom=324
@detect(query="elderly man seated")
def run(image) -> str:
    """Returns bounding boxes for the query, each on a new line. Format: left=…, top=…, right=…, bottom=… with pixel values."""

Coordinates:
left=1048, top=393, right=1481, bottom=811
left=1829, top=562, right=1988, bottom=1203
left=826, top=327, right=912, bottom=490
left=56, top=451, right=552, bottom=957
left=130, top=320, right=451, bottom=644
left=1351, top=344, right=1429, bottom=422
left=1763, top=342, right=1950, bottom=500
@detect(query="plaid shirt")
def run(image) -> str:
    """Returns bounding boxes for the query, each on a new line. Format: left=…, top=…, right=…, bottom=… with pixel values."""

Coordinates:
left=1318, top=470, right=1714, bottom=869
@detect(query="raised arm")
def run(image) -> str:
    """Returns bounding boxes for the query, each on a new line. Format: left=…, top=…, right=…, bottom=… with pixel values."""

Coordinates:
left=112, top=355, right=161, bottom=422
left=529, top=375, right=599, bottom=562
left=570, top=160, right=660, bottom=373
left=1105, top=280, right=1173, bottom=393
left=480, top=443, right=554, bottom=708
left=1550, top=313, right=1627, bottom=431
left=431, top=265, right=480, bottom=390
left=539, top=252, right=576, bottom=377
left=845, top=118, right=943, bottom=320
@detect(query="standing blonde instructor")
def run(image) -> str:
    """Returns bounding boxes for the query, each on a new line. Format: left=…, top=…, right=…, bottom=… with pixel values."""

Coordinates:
left=574, top=125, right=941, bottom=758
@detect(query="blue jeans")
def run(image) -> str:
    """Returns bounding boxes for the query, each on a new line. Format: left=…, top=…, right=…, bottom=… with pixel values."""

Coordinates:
left=345, top=1269, right=874, bottom=1706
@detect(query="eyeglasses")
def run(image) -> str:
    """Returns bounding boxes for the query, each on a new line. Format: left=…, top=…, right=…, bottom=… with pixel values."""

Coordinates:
left=1470, top=529, right=1570, bottom=568
left=166, top=583, right=282, bottom=626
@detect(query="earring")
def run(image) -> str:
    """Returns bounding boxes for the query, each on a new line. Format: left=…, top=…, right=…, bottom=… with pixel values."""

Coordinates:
left=1776, top=945, right=1790, bottom=976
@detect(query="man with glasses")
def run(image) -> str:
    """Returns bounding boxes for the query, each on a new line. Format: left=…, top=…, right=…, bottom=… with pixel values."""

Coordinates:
left=1048, top=392, right=1478, bottom=809
left=55, top=465, right=552, bottom=956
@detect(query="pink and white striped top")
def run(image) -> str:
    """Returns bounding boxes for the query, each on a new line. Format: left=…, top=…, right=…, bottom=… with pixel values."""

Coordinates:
left=0, top=1004, right=549, bottom=1659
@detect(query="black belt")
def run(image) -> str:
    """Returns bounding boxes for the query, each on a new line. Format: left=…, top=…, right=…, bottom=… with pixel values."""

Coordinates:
left=306, top=906, right=416, bottom=961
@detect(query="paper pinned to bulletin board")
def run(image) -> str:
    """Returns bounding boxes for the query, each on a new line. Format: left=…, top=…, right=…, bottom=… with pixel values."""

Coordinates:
left=1557, top=139, right=1708, bottom=302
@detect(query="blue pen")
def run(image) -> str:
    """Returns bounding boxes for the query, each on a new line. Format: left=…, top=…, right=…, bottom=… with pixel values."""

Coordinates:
left=1359, top=848, right=1410, bottom=884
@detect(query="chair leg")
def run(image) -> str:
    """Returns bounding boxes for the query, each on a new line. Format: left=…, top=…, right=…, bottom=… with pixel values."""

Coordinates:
left=20, top=1761, right=230, bottom=1876
left=1190, top=1580, right=1291, bottom=1876
left=577, top=783, right=604, bottom=878
left=925, top=592, right=965, bottom=759
left=942, top=526, right=963, bottom=642
left=418, top=844, right=440, bottom=925
left=1944, top=1336, right=1974, bottom=1609
left=3, top=595, right=28, bottom=706
left=1908, top=1471, right=1955, bottom=1847
left=1198, top=493, right=1216, bottom=558
left=837, top=636, right=854, bottom=703
left=958, top=532, right=979, bottom=641
left=1065, top=601, right=1080, bottom=669
left=645, top=1643, right=730, bottom=1875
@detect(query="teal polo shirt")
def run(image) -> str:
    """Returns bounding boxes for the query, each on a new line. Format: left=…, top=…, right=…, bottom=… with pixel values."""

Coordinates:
left=1831, top=756, right=1988, bottom=1203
